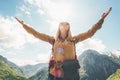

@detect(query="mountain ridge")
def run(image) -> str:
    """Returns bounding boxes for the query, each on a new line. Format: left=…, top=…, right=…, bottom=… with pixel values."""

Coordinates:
left=0, top=49, right=120, bottom=80
left=0, top=60, right=27, bottom=80
left=0, top=55, right=23, bottom=76
left=78, top=49, right=120, bottom=80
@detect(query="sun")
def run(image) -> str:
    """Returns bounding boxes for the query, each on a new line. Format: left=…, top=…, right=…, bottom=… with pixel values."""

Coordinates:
left=42, top=0, right=75, bottom=21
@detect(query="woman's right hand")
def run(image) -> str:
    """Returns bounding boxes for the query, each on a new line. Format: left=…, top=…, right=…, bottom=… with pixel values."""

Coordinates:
left=15, top=17, right=24, bottom=26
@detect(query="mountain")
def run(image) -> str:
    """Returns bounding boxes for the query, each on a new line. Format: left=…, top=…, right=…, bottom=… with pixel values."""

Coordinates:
left=29, top=67, right=48, bottom=80
left=0, top=55, right=48, bottom=80
left=78, top=49, right=120, bottom=80
left=0, top=60, right=28, bottom=80
left=20, top=63, right=47, bottom=78
left=0, top=55, right=23, bottom=76
left=105, top=51, right=120, bottom=65
left=1, top=49, right=120, bottom=80
left=107, top=69, right=120, bottom=80
left=28, top=49, right=120, bottom=80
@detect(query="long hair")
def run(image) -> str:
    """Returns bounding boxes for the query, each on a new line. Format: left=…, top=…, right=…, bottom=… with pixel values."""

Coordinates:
left=54, top=22, right=72, bottom=41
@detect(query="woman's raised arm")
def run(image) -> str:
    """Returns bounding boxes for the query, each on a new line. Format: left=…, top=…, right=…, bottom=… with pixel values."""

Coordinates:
left=72, top=7, right=112, bottom=43
left=15, top=17, right=55, bottom=45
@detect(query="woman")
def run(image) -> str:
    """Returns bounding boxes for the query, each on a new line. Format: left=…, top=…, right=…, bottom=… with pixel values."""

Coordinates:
left=15, top=7, right=112, bottom=80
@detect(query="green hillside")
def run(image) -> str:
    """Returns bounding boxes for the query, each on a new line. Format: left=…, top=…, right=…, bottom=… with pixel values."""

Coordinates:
left=0, top=60, right=28, bottom=80
left=107, top=69, right=120, bottom=80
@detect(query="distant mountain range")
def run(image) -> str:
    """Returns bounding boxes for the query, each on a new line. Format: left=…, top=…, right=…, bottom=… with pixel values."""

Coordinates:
left=29, top=67, right=48, bottom=80
left=0, top=56, right=27, bottom=80
left=20, top=63, right=47, bottom=78
left=0, top=49, right=120, bottom=80
left=0, top=55, right=23, bottom=76
left=78, top=49, right=120, bottom=80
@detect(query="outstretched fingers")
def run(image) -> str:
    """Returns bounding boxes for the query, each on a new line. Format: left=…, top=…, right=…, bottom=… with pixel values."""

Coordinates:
left=15, top=17, right=24, bottom=25
left=101, top=7, right=112, bottom=20
left=106, top=7, right=112, bottom=16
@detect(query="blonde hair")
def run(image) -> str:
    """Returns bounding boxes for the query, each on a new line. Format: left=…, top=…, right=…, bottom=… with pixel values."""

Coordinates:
left=54, top=22, right=72, bottom=41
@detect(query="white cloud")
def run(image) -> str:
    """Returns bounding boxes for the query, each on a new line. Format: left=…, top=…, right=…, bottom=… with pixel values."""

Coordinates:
left=37, top=9, right=45, bottom=15
left=24, top=0, right=42, bottom=7
left=0, top=15, right=39, bottom=49
left=42, top=0, right=74, bottom=20
left=76, top=38, right=106, bottom=53
left=24, top=0, right=75, bottom=32
left=46, top=20, right=59, bottom=33
left=8, top=51, right=51, bottom=66
left=0, top=48, right=5, bottom=53
left=19, top=4, right=31, bottom=15
left=8, top=58, right=38, bottom=66
left=31, top=1, right=76, bottom=18
left=112, top=50, right=120, bottom=57
left=36, top=51, right=51, bottom=63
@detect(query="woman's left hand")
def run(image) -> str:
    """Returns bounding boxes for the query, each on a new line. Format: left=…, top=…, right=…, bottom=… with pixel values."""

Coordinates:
left=101, top=7, right=112, bottom=20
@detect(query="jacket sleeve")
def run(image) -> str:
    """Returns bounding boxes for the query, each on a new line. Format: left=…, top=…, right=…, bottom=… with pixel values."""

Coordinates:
left=72, top=19, right=104, bottom=44
left=22, top=24, right=55, bottom=45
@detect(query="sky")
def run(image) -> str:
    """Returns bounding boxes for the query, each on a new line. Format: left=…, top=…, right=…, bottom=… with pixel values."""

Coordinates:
left=0, top=0, right=120, bottom=66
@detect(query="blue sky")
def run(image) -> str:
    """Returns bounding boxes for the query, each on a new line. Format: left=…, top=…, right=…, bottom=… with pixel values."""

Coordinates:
left=0, top=0, right=120, bottom=66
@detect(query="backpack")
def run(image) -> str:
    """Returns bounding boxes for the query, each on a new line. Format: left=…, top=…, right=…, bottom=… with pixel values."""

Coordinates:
left=48, top=40, right=80, bottom=80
